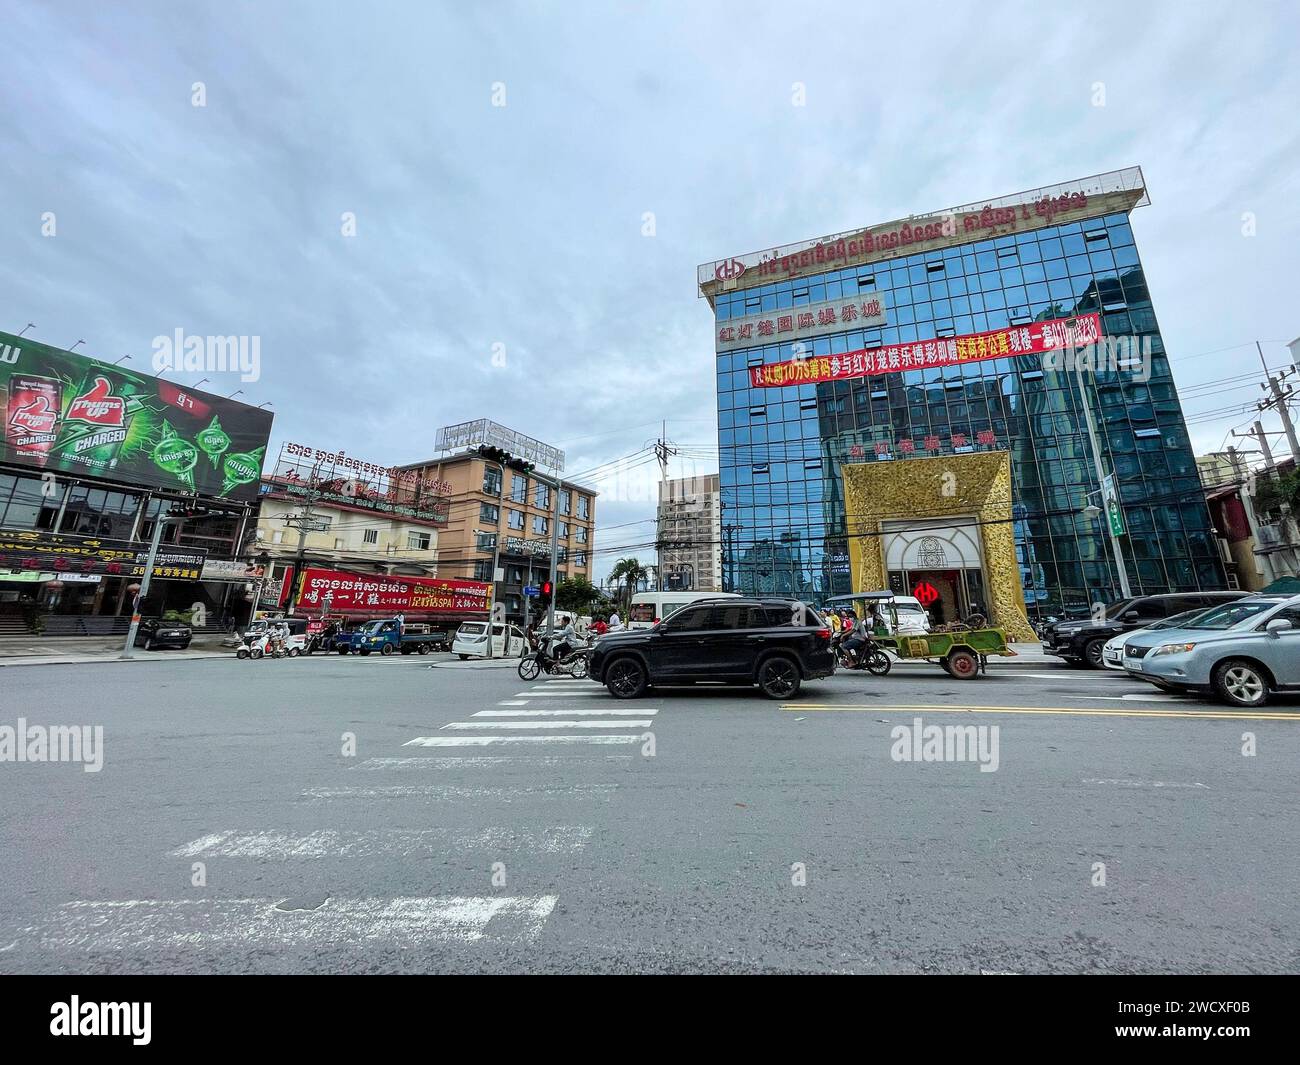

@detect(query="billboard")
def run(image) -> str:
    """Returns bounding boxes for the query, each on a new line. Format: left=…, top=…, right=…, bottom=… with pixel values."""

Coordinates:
left=0, top=330, right=274, bottom=501
left=295, top=567, right=489, bottom=616
left=267, top=443, right=450, bottom=524
left=435, top=419, right=565, bottom=471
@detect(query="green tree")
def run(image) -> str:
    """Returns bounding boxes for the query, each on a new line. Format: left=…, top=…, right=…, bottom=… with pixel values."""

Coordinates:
left=608, top=557, right=650, bottom=609
left=556, top=575, right=603, bottom=615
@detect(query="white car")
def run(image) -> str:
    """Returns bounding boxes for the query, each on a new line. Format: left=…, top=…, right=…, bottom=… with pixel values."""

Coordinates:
left=1099, top=607, right=1214, bottom=671
left=891, top=595, right=932, bottom=635
left=452, top=622, right=526, bottom=659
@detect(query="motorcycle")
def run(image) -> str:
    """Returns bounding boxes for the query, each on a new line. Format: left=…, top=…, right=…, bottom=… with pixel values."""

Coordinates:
left=518, top=637, right=589, bottom=681
left=235, top=624, right=290, bottom=660
left=837, top=636, right=892, bottom=675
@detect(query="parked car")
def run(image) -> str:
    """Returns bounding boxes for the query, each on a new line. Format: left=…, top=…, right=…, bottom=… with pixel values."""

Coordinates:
left=1041, top=591, right=1247, bottom=668
left=1099, top=607, right=1216, bottom=670
left=890, top=594, right=932, bottom=635
left=451, top=621, right=526, bottom=659
left=1122, top=593, right=1300, bottom=706
left=587, top=596, right=835, bottom=699
left=134, top=616, right=192, bottom=651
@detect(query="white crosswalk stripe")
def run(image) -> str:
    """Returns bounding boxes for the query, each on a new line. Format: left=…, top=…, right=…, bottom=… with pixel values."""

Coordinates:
left=405, top=734, right=644, bottom=747
left=25, top=896, right=557, bottom=950
left=443, top=719, right=653, bottom=730
left=474, top=707, right=656, bottom=717
left=171, top=826, right=592, bottom=858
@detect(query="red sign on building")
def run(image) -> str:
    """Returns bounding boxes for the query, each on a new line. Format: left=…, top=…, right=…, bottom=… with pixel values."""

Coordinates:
left=295, top=568, right=489, bottom=617
left=749, top=313, right=1102, bottom=388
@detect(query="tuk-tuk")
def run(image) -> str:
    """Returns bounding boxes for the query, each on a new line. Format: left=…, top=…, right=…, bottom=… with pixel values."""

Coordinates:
left=823, top=591, right=1016, bottom=678
left=241, top=616, right=311, bottom=656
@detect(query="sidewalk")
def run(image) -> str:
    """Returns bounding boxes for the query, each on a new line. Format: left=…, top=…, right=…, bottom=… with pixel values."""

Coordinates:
left=0, top=633, right=232, bottom=668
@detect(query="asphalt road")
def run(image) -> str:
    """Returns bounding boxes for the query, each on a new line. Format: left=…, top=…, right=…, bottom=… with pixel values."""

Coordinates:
left=1, top=652, right=1297, bottom=974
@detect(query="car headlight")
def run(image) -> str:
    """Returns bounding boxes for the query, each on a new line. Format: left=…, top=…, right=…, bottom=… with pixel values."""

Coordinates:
left=1152, top=642, right=1196, bottom=656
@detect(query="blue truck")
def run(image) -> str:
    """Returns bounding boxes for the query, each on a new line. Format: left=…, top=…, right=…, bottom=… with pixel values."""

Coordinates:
left=333, top=619, right=449, bottom=656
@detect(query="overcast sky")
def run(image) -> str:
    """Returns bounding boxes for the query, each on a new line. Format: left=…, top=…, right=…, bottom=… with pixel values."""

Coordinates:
left=3, top=0, right=1297, bottom=583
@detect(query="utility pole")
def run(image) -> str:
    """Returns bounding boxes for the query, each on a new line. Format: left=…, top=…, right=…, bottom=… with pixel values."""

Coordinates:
left=484, top=521, right=503, bottom=659
left=283, top=486, right=324, bottom=618
left=654, top=421, right=678, bottom=591
left=1073, top=359, right=1132, bottom=599
left=1256, top=342, right=1300, bottom=463
left=544, top=469, right=561, bottom=639
left=120, top=502, right=204, bottom=658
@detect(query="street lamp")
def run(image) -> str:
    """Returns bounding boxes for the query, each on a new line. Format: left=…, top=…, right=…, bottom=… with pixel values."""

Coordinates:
left=112, top=354, right=132, bottom=366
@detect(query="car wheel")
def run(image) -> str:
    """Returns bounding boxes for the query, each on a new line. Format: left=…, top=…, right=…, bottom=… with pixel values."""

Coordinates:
left=605, top=657, right=648, bottom=699
left=1083, top=638, right=1107, bottom=669
left=458, top=654, right=469, bottom=661
left=757, top=656, right=801, bottom=699
left=1212, top=659, right=1271, bottom=708
left=944, top=649, right=979, bottom=679
left=417, top=644, right=430, bottom=655
left=381, top=644, right=394, bottom=656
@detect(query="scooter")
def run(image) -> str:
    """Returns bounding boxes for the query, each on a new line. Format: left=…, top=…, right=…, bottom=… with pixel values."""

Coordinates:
left=517, top=637, right=589, bottom=681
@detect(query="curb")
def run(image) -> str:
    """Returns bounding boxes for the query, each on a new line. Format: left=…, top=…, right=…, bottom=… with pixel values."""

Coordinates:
left=0, top=651, right=231, bottom=668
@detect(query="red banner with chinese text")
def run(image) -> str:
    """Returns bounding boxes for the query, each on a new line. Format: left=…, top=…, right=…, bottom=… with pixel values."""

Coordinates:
left=749, top=313, right=1102, bottom=388
left=295, top=568, right=489, bottom=616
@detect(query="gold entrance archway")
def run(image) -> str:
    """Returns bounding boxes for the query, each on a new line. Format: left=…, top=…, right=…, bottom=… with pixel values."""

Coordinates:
left=841, top=451, right=1032, bottom=641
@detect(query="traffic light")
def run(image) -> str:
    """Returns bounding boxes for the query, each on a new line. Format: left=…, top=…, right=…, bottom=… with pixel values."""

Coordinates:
left=166, top=499, right=209, bottom=519
left=538, top=580, right=553, bottom=608
left=506, top=456, right=535, bottom=474
left=476, top=445, right=510, bottom=465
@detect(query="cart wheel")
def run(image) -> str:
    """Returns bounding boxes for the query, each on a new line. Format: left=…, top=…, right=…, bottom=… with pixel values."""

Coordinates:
left=236, top=648, right=249, bottom=659
left=945, top=650, right=979, bottom=679
left=288, top=647, right=300, bottom=657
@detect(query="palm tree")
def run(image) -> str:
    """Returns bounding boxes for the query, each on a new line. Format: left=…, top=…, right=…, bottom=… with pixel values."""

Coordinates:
left=608, top=557, right=649, bottom=610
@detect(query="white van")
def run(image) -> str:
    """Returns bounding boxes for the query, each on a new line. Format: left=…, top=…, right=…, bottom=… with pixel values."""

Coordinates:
left=891, top=595, right=932, bottom=635
left=626, top=590, right=742, bottom=630
left=453, top=621, right=526, bottom=659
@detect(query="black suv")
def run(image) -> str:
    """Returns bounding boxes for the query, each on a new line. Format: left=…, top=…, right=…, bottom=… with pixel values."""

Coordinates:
left=587, top=597, right=836, bottom=699
left=1041, top=591, right=1246, bottom=668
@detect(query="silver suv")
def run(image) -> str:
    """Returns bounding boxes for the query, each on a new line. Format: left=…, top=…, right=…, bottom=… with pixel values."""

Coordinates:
left=1122, top=593, right=1300, bottom=707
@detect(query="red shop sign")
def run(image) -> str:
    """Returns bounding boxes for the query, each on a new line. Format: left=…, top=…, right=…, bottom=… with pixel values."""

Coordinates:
left=295, top=567, right=489, bottom=616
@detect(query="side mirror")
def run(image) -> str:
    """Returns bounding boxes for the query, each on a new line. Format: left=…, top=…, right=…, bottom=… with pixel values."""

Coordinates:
left=1265, top=618, right=1293, bottom=636
left=1122, top=611, right=1139, bottom=621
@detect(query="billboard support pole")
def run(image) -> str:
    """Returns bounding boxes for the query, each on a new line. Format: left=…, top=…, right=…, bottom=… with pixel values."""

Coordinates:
left=119, top=513, right=170, bottom=659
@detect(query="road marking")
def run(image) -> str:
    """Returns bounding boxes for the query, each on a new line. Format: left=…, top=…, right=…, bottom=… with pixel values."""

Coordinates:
left=472, top=707, right=657, bottom=717
left=784, top=704, right=1300, bottom=721
left=442, top=719, right=653, bottom=730
left=359, top=755, right=634, bottom=768
left=1058, top=693, right=1176, bottom=702
left=513, top=690, right=605, bottom=698
left=1082, top=778, right=1210, bottom=789
left=498, top=700, right=530, bottom=706
left=405, top=735, right=644, bottom=747
left=1022, top=672, right=1126, bottom=681
left=21, top=895, right=558, bottom=950
left=171, top=826, right=592, bottom=858
left=301, top=783, right=618, bottom=800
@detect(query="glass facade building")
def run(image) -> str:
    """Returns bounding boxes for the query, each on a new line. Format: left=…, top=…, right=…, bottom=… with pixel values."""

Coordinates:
left=702, top=170, right=1224, bottom=621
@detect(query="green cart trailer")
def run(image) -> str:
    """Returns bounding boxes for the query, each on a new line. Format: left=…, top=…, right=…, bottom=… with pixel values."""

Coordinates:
left=822, top=591, right=1018, bottom=679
